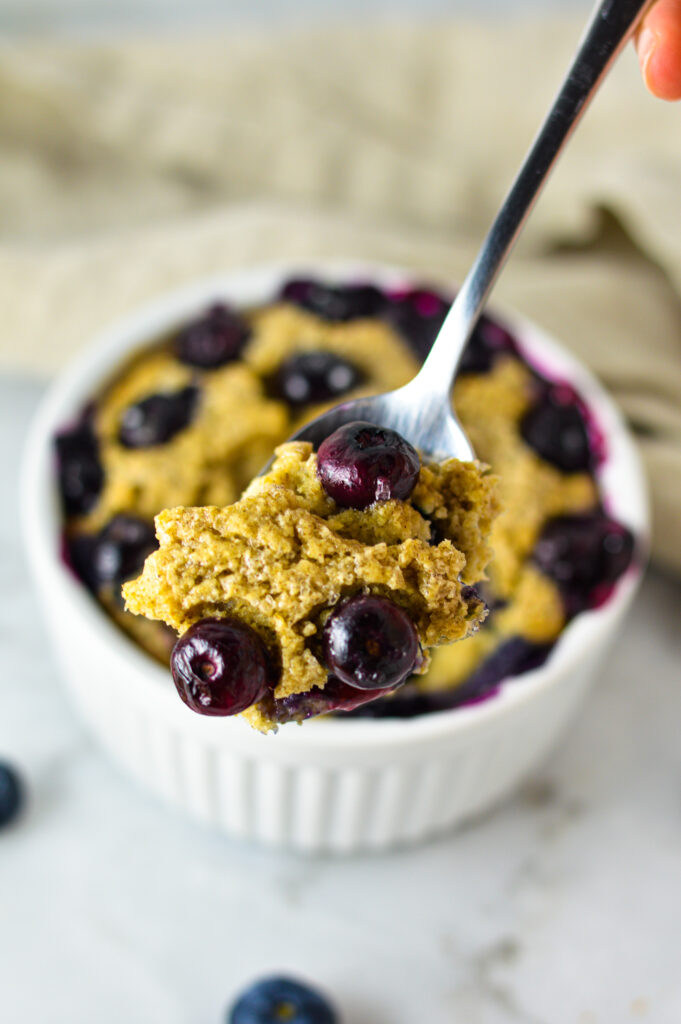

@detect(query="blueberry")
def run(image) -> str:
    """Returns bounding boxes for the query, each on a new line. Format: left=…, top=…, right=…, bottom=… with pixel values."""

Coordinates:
left=520, top=384, right=592, bottom=473
left=63, top=531, right=100, bottom=591
left=459, top=316, right=518, bottom=375
left=175, top=304, right=250, bottom=368
left=317, top=420, right=421, bottom=509
left=532, top=513, right=635, bottom=614
left=323, top=594, right=421, bottom=691
left=229, top=975, right=337, bottom=1024
left=64, top=515, right=156, bottom=596
left=280, top=278, right=386, bottom=321
left=271, top=351, right=362, bottom=406
left=118, top=386, right=198, bottom=448
left=55, top=421, right=103, bottom=516
left=384, top=286, right=450, bottom=360
left=93, top=514, right=158, bottom=585
left=0, top=762, right=24, bottom=829
left=171, top=617, right=271, bottom=716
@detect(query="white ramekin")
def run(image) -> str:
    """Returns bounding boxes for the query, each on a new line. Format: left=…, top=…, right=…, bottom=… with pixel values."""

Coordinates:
left=22, top=263, right=649, bottom=854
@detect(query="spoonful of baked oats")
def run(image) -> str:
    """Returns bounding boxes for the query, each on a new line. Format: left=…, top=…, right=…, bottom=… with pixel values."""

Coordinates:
left=123, top=431, right=499, bottom=731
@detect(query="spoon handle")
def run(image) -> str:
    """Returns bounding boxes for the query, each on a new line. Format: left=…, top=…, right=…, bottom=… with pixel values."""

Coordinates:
left=418, top=0, right=651, bottom=395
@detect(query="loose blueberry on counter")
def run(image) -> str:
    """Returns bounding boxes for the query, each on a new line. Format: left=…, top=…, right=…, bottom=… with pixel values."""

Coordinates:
left=323, top=594, right=421, bottom=691
left=384, top=286, right=450, bottom=360
left=520, top=384, right=592, bottom=473
left=118, top=385, right=199, bottom=448
left=280, top=278, right=386, bottom=322
left=55, top=421, right=104, bottom=516
left=317, top=420, right=420, bottom=508
left=170, top=617, right=270, bottom=716
left=228, top=975, right=337, bottom=1024
left=532, top=513, right=635, bottom=615
left=271, top=351, right=362, bottom=406
left=0, top=762, right=24, bottom=829
left=175, top=303, right=250, bottom=368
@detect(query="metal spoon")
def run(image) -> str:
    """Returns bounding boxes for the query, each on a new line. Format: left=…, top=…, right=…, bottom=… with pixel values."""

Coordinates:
left=277, top=0, right=650, bottom=464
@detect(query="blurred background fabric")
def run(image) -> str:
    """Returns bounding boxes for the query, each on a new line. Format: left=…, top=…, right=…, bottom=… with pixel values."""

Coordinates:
left=1, top=19, right=680, bottom=570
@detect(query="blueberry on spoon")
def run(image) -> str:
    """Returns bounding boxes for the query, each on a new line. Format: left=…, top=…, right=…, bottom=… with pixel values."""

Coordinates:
left=317, top=420, right=420, bottom=509
left=323, top=594, right=421, bottom=691
left=171, top=618, right=270, bottom=716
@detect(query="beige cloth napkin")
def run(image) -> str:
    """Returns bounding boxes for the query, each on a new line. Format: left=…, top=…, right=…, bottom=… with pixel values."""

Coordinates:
left=1, top=21, right=680, bottom=571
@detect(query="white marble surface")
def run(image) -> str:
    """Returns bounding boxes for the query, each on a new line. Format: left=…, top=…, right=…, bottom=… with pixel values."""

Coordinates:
left=2, top=375, right=681, bottom=1024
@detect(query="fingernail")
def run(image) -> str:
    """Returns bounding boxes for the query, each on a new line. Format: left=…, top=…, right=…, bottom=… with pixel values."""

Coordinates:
left=637, top=26, right=658, bottom=88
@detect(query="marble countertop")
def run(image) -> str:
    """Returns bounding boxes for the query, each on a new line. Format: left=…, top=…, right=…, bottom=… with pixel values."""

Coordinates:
left=2, top=375, right=680, bottom=1024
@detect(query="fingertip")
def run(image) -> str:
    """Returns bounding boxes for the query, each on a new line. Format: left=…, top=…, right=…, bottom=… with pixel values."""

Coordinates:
left=637, top=0, right=681, bottom=100
left=644, top=41, right=681, bottom=99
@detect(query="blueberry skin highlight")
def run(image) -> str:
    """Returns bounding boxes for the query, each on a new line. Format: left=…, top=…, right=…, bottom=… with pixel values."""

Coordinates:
left=228, top=975, right=337, bottom=1024
left=271, top=351, right=362, bottom=407
left=170, top=617, right=270, bottom=717
left=532, top=513, right=635, bottom=615
left=118, top=386, right=199, bottom=449
left=317, top=420, right=421, bottom=509
left=323, top=594, right=421, bottom=691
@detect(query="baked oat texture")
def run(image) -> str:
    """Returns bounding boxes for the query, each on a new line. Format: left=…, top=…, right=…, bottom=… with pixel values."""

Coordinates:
left=123, top=441, right=499, bottom=730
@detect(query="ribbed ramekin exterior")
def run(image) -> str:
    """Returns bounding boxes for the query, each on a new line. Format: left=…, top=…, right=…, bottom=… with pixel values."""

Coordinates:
left=22, top=264, right=649, bottom=855
left=39, top=585, right=611, bottom=853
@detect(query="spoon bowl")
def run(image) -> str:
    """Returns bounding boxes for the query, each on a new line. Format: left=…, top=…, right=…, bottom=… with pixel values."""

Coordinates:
left=284, top=376, right=474, bottom=463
